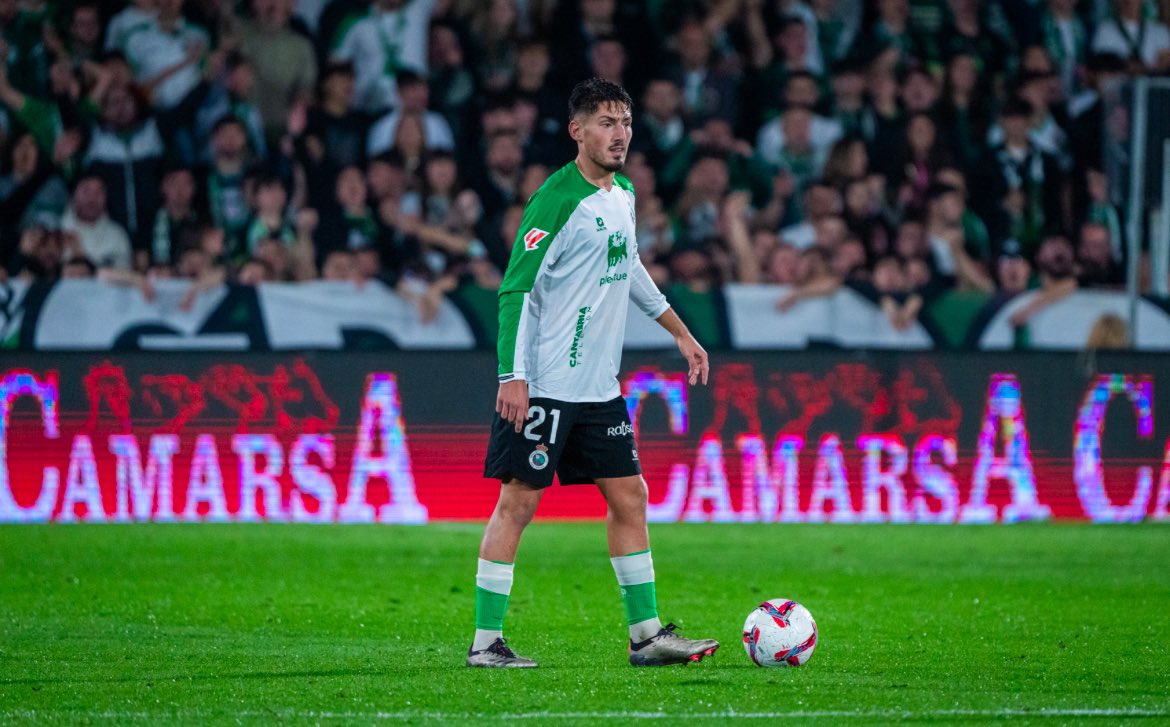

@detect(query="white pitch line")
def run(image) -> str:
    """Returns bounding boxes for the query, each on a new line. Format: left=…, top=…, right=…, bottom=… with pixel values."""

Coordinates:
left=3, top=708, right=1169, bottom=721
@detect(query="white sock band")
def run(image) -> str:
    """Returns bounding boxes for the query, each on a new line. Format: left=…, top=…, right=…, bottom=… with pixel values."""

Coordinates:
left=476, top=558, right=514, bottom=595
left=610, top=550, right=655, bottom=586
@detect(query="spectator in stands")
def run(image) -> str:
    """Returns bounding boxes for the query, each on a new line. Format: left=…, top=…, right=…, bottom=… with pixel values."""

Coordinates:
left=1084, top=312, right=1130, bottom=349
left=850, top=0, right=918, bottom=68
left=743, top=13, right=821, bottom=127
left=1066, top=53, right=1128, bottom=175
left=925, top=183, right=993, bottom=288
left=975, top=98, right=1067, bottom=254
left=473, top=130, right=524, bottom=223
left=202, top=117, right=254, bottom=248
left=244, top=172, right=297, bottom=255
left=62, top=256, right=96, bottom=279
left=899, top=65, right=939, bottom=115
left=60, top=174, right=133, bottom=271
left=665, top=20, right=738, bottom=127
left=673, top=153, right=730, bottom=251
left=0, top=132, right=68, bottom=266
left=236, top=256, right=275, bottom=285
left=833, top=235, right=870, bottom=282
left=1009, top=233, right=1079, bottom=328
left=1076, top=221, right=1124, bottom=287
left=1091, top=0, right=1170, bottom=74
left=1040, top=0, right=1089, bottom=94
left=781, top=179, right=842, bottom=249
left=995, top=239, right=1033, bottom=296
left=937, top=52, right=992, bottom=169
left=316, top=164, right=378, bottom=258
left=828, top=58, right=872, bottom=140
left=84, top=83, right=165, bottom=248
left=1081, top=167, right=1123, bottom=259
left=367, top=70, right=455, bottom=158
left=146, top=166, right=203, bottom=271
left=892, top=113, right=953, bottom=212
left=59, top=3, right=103, bottom=68
left=331, top=0, right=437, bottom=114
left=764, top=241, right=802, bottom=285
left=11, top=223, right=66, bottom=281
left=125, top=0, right=208, bottom=112
left=427, top=21, right=475, bottom=145
left=320, top=247, right=358, bottom=282
left=869, top=254, right=924, bottom=331
left=776, top=246, right=841, bottom=311
left=588, top=35, right=627, bottom=90
left=756, top=73, right=841, bottom=174
left=822, top=136, right=869, bottom=188
left=294, top=60, right=366, bottom=209
left=756, top=106, right=827, bottom=193
left=842, top=175, right=892, bottom=259
left=195, top=52, right=267, bottom=163
left=470, top=0, right=520, bottom=93
left=106, top=0, right=157, bottom=55
left=634, top=78, right=686, bottom=170
left=623, top=151, right=673, bottom=283
left=239, top=0, right=317, bottom=146
left=939, top=0, right=1018, bottom=84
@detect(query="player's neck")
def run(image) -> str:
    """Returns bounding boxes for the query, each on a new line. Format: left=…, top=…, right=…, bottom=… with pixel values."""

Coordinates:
left=574, top=156, right=616, bottom=191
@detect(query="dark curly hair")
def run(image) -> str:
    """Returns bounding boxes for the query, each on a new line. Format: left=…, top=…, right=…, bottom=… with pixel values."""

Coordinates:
left=568, top=77, right=633, bottom=120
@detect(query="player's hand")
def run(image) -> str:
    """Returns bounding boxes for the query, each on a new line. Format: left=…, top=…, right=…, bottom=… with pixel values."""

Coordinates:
left=676, top=334, right=709, bottom=386
left=496, top=379, right=530, bottom=433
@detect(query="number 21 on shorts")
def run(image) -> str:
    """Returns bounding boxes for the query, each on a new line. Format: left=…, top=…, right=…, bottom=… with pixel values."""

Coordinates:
left=523, top=406, right=561, bottom=444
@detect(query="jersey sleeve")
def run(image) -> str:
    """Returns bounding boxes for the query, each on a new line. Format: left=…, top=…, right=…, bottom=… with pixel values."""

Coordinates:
left=497, top=189, right=575, bottom=382
left=628, top=247, right=670, bottom=319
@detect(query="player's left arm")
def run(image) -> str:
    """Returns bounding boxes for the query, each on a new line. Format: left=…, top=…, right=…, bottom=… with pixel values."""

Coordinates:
left=629, top=254, right=709, bottom=386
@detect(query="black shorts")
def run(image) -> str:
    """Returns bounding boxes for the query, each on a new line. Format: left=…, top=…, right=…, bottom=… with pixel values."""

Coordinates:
left=483, top=396, right=641, bottom=488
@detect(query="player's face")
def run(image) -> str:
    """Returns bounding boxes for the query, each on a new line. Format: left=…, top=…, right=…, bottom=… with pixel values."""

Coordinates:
left=575, top=101, right=632, bottom=173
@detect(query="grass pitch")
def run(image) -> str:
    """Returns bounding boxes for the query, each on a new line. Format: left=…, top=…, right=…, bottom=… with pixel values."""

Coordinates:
left=1, top=523, right=1168, bottom=724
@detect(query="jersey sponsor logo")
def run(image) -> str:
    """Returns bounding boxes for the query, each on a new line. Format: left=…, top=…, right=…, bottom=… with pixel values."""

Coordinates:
left=606, top=230, right=628, bottom=269
left=568, top=306, right=592, bottom=368
left=599, top=272, right=628, bottom=286
left=607, top=422, right=634, bottom=437
left=528, top=443, right=550, bottom=470
left=523, top=228, right=549, bottom=251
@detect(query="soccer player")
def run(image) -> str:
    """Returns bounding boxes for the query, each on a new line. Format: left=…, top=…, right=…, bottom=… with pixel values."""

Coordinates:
left=468, top=78, right=719, bottom=668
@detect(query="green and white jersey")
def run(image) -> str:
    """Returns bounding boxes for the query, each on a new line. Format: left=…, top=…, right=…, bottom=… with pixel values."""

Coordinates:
left=498, top=161, right=670, bottom=402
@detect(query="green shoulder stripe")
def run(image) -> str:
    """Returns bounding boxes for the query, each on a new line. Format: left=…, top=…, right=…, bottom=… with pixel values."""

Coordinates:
left=614, top=173, right=635, bottom=193
left=497, top=162, right=596, bottom=377
left=499, top=162, right=596, bottom=294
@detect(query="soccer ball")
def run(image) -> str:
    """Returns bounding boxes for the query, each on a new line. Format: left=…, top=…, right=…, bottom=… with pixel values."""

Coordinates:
left=742, top=599, right=818, bottom=667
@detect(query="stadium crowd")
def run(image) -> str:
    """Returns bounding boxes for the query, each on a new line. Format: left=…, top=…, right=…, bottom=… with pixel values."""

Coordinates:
left=0, top=0, right=1164, bottom=329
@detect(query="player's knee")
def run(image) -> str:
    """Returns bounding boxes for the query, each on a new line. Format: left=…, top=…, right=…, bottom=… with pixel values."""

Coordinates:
left=608, top=479, right=648, bottom=517
left=498, top=483, right=542, bottom=524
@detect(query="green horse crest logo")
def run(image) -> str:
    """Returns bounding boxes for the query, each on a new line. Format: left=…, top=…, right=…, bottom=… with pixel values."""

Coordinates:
left=607, top=231, right=628, bottom=269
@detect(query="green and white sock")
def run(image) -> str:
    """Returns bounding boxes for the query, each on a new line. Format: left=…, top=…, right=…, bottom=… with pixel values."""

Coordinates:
left=611, top=549, right=662, bottom=642
left=473, top=558, right=513, bottom=651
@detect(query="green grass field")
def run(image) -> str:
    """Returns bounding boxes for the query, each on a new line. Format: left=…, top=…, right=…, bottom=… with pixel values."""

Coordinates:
left=1, top=523, right=1168, bottom=724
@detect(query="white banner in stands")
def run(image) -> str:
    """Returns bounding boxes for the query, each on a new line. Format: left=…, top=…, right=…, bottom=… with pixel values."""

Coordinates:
left=978, top=291, right=1170, bottom=351
left=34, top=279, right=234, bottom=350
left=258, top=280, right=475, bottom=349
left=723, top=284, right=933, bottom=350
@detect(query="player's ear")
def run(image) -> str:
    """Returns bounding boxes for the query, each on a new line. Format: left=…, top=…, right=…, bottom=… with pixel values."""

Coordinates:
left=568, top=117, right=582, bottom=142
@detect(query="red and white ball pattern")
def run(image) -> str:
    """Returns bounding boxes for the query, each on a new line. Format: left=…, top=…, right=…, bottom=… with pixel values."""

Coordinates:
left=742, top=599, right=818, bottom=667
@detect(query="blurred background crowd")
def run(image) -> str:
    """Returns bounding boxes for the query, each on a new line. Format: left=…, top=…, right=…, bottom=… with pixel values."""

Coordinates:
left=0, top=0, right=1165, bottom=332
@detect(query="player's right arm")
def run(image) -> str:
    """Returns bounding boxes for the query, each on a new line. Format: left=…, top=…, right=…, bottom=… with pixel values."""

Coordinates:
left=496, top=188, right=574, bottom=431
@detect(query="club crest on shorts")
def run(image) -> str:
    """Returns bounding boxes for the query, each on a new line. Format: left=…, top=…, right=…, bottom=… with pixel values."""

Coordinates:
left=528, top=443, right=550, bottom=470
